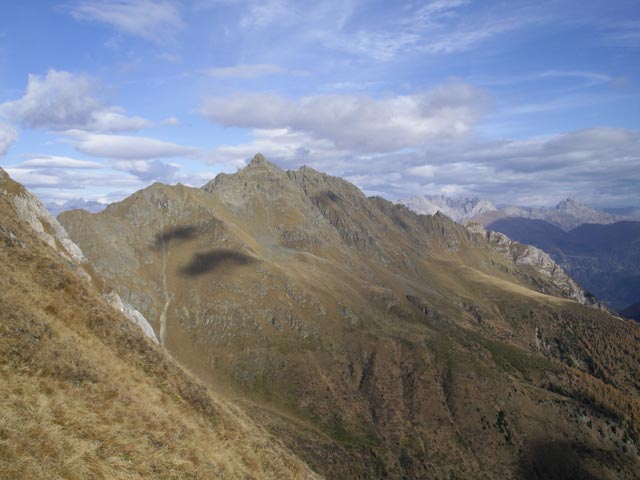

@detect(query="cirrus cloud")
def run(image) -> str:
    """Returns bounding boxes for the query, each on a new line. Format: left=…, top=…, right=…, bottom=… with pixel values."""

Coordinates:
left=0, top=123, right=17, bottom=156
left=208, top=63, right=285, bottom=78
left=65, top=130, right=199, bottom=160
left=66, top=0, right=184, bottom=43
left=15, top=155, right=104, bottom=169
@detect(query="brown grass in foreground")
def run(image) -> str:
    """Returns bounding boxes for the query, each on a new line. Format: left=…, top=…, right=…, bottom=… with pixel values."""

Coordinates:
left=0, top=194, right=319, bottom=479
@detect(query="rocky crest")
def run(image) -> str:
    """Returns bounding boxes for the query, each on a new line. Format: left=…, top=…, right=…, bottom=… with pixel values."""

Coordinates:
left=466, top=222, right=602, bottom=308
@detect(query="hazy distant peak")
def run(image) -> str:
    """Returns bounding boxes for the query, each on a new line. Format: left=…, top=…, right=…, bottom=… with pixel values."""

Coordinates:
left=402, top=193, right=625, bottom=231
left=399, top=195, right=497, bottom=223
left=46, top=198, right=106, bottom=217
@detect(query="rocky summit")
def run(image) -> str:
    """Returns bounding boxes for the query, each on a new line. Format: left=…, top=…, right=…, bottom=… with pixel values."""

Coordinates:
left=54, top=154, right=640, bottom=479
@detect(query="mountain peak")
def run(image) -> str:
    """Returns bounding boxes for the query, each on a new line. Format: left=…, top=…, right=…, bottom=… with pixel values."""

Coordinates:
left=557, top=198, right=581, bottom=208
left=242, top=153, right=285, bottom=175
left=248, top=152, right=267, bottom=166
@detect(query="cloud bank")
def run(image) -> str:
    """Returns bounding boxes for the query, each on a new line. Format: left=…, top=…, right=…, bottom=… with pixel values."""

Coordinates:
left=202, top=82, right=488, bottom=153
left=0, top=70, right=149, bottom=132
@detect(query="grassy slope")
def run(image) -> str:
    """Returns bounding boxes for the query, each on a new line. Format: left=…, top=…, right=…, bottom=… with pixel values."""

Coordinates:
left=0, top=179, right=319, bottom=479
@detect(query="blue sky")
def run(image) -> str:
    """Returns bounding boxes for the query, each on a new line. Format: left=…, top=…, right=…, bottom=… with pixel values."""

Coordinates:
left=0, top=0, right=638, bottom=210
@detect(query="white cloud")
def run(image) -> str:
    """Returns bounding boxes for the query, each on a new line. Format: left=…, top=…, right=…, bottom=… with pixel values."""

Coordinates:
left=201, top=82, right=488, bottom=153
left=239, top=0, right=295, bottom=29
left=603, top=21, right=640, bottom=48
left=89, top=110, right=150, bottom=132
left=200, top=122, right=640, bottom=210
left=4, top=167, right=142, bottom=190
left=356, top=128, right=640, bottom=208
left=305, top=0, right=531, bottom=60
left=157, top=53, right=183, bottom=63
left=160, top=117, right=180, bottom=126
left=477, top=70, right=611, bottom=90
left=16, top=156, right=104, bottom=169
left=0, top=123, right=17, bottom=156
left=208, top=64, right=285, bottom=78
left=67, top=0, right=184, bottom=43
left=65, top=130, right=199, bottom=160
left=0, top=70, right=150, bottom=132
left=109, top=159, right=179, bottom=181
left=207, top=128, right=346, bottom=167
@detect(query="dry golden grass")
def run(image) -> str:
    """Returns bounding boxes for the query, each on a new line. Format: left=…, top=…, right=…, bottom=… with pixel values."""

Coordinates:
left=0, top=194, right=320, bottom=480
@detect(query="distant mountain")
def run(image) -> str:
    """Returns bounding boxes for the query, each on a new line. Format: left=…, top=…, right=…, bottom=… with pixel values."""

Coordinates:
left=488, top=217, right=640, bottom=311
left=621, top=301, right=640, bottom=322
left=401, top=196, right=627, bottom=232
left=478, top=198, right=622, bottom=231
left=399, top=195, right=498, bottom=223
left=46, top=198, right=106, bottom=217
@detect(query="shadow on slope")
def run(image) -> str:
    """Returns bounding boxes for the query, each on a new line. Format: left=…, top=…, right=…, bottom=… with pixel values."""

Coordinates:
left=180, top=249, right=255, bottom=276
left=153, top=224, right=199, bottom=249
left=518, top=440, right=629, bottom=480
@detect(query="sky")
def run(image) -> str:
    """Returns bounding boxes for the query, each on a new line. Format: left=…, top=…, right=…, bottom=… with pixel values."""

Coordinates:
left=0, top=0, right=638, bottom=211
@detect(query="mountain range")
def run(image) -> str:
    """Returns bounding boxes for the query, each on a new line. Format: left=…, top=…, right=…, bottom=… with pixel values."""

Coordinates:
left=45, top=198, right=106, bottom=217
left=2, top=156, right=640, bottom=478
left=400, top=196, right=627, bottom=231
left=402, top=195, right=640, bottom=317
left=621, top=302, right=640, bottom=322
left=55, top=154, right=639, bottom=479
left=487, top=217, right=640, bottom=314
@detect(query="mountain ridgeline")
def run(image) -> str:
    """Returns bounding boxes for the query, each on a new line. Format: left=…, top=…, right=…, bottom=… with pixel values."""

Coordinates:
left=401, top=195, right=627, bottom=232
left=487, top=217, right=640, bottom=313
left=54, top=154, right=640, bottom=479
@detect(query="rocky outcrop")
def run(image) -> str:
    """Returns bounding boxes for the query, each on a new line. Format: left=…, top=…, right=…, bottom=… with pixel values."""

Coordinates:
left=0, top=167, right=157, bottom=343
left=466, top=222, right=602, bottom=308
left=1, top=168, right=87, bottom=265
left=104, top=289, right=159, bottom=343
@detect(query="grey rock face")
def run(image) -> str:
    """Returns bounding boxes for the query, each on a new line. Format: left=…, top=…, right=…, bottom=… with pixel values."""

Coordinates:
left=467, top=222, right=602, bottom=308
left=104, top=290, right=159, bottom=343
left=1, top=167, right=87, bottom=265
left=0, top=167, right=157, bottom=343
